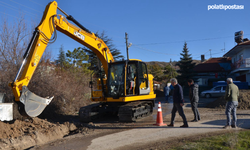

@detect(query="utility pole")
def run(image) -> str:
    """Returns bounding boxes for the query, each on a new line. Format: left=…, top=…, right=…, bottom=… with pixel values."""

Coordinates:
left=125, top=32, right=132, bottom=60
left=221, top=42, right=225, bottom=54
left=224, top=42, right=226, bottom=53
left=209, top=49, right=212, bottom=58
left=125, top=32, right=129, bottom=60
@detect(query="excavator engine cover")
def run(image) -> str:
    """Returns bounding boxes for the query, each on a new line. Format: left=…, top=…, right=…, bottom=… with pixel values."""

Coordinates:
left=19, top=86, right=53, bottom=117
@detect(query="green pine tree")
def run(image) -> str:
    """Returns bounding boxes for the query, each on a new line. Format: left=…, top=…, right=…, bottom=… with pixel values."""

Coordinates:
left=82, top=31, right=124, bottom=71
left=66, top=47, right=91, bottom=74
left=163, top=64, right=178, bottom=82
left=56, top=45, right=67, bottom=70
left=177, top=42, right=196, bottom=86
left=147, top=63, right=164, bottom=81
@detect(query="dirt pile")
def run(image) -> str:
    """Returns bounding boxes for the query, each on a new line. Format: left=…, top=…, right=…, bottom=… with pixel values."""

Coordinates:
left=207, top=90, right=250, bottom=109
left=0, top=117, right=88, bottom=150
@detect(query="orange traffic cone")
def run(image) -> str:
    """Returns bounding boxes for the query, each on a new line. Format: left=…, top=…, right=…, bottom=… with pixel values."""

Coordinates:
left=154, top=102, right=167, bottom=126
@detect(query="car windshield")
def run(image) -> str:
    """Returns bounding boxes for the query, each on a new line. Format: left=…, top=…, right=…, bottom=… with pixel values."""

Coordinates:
left=214, top=87, right=221, bottom=91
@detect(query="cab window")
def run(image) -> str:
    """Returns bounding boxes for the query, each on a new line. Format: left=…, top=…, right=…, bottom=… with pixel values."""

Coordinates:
left=126, top=63, right=137, bottom=95
left=138, top=62, right=150, bottom=94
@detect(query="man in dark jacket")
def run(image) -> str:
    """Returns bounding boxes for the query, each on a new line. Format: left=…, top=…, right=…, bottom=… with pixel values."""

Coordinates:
left=168, top=78, right=188, bottom=127
left=188, top=79, right=201, bottom=122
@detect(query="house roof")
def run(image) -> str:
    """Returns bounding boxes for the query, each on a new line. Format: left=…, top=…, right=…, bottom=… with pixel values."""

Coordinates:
left=223, top=40, right=250, bottom=57
left=193, top=57, right=231, bottom=73
left=202, top=57, right=231, bottom=63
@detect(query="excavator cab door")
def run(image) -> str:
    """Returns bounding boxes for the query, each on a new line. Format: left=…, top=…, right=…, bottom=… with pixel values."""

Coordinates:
left=138, top=62, right=150, bottom=95
left=126, top=62, right=138, bottom=96
left=107, top=62, right=125, bottom=98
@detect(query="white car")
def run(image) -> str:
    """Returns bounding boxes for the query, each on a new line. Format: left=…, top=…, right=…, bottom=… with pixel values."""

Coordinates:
left=200, top=85, right=227, bottom=98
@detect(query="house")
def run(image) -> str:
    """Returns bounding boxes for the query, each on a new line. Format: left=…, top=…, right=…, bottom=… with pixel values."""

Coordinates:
left=193, top=57, right=232, bottom=86
left=223, top=40, right=250, bottom=84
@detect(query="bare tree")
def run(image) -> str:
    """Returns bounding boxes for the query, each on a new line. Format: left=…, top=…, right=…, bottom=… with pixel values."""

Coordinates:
left=0, top=16, right=31, bottom=96
left=0, top=15, right=91, bottom=118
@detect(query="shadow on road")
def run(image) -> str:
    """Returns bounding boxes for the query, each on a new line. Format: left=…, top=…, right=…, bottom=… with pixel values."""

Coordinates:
left=202, top=119, right=250, bottom=129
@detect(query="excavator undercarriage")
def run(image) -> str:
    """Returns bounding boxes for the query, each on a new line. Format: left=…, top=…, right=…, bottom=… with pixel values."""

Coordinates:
left=79, top=100, right=154, bottom=122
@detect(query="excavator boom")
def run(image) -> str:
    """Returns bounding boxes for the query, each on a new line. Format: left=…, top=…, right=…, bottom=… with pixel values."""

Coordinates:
left=9, top=1, right=113, bottom=117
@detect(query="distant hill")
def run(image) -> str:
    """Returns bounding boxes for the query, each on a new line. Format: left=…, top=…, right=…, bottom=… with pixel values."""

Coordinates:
left=146, top=60, right=201, bottom=70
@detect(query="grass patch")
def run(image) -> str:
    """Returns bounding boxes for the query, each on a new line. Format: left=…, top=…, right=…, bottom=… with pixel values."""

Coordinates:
left=170, top=130, right=250, bottom=150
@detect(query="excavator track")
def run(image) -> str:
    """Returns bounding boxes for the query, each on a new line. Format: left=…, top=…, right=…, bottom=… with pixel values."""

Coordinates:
left=118, top=100, right=154, bottom=122
left=79, top=100, right=154, bottom=122
left=79, top=103, right=103, bottom=122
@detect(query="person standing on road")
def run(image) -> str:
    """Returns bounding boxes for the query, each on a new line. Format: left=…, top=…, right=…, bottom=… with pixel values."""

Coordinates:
left=188, top=79, right=201, bottom=122
left=168, top=78, right=188, bottom=128
left=164, top=83, right=171, bottom=103
left=223, top=78, right=239, bottom=129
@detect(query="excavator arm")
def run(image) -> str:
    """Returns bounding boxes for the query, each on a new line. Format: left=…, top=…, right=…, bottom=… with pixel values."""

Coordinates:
left=9, top=1, right=114, bottom=117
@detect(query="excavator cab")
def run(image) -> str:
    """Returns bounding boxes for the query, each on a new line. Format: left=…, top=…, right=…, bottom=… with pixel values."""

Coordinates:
left=107, top=60, right=150, bottom=98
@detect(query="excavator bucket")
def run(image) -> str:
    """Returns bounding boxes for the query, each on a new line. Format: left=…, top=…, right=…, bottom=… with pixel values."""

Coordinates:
left=19, top=86, right=53, bottom=117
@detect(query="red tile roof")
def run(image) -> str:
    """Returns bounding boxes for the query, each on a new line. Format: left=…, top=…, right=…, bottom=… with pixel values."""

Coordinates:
left=201, top=57, right=231, bottom=64
left=193, top=57, right=231, bottom=73
left=238, top=40, right=250, bottom=45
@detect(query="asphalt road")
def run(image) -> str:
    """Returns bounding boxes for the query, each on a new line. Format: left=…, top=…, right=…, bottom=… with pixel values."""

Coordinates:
left=32, top=96, right=250, bottom=150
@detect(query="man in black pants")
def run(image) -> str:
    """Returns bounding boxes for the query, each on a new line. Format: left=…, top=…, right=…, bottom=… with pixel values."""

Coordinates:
left=188, top=79, right=201, bottom=122
left=168, top=78, right=188, bottom=127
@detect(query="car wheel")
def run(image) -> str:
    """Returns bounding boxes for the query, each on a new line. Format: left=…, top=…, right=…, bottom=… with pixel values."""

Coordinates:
left=205, top=93, right=211, bottom=98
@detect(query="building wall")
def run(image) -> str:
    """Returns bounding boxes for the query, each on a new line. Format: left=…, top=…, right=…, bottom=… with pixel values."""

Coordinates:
left=226, top=45, right=250, bottom=86
left=247, top=73, right=250, bottom=85
left=231, top=48, right=250, bottom=63
left=243, top=48, right=250, bottom=59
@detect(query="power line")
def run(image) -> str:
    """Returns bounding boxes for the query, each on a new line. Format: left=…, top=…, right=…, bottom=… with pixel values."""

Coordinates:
left=133, top=34, right=250, bottom=46
left=133, top=44, right=179, bottom=56
left=0, top=11, right=34, bottom=23
left=133, top=43, right=227, bottom=58
left=29, top=0, right=43, bottom=7
left=0, top=1, right=39, bottom=18
left=0, top=11, right=19, bottom=19
left=193, top=51, right=225, bottom=59
left=9, top=0, right=42, bottom=13
left=0, top=1, right=16, bottom=9
left=192, top=50, right=210, bottom=56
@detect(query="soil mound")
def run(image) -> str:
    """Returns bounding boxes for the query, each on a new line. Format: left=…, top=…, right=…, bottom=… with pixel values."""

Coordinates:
left=207, top=90, right=250, bottom=109
left=0, top=117, right=85, bottom=150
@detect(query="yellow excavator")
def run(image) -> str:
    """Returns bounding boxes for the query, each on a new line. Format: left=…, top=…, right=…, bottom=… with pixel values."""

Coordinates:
left=4, top=1, right=156, bottom=122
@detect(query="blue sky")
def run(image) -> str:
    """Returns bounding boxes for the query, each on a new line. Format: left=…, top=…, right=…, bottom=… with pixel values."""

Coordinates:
left=1, top=0, right=249, bottom=62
